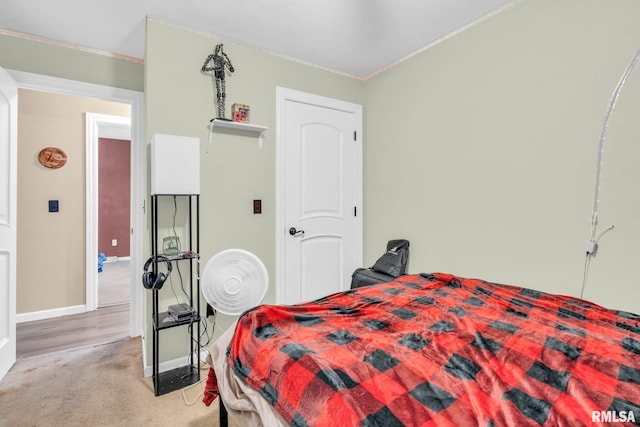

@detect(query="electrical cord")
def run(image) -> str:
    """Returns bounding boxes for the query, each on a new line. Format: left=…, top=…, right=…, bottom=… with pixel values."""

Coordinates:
left=172, top=195, right=182, bottom=253
left=580, top=224, right=615, bottom=299
left=170, top=195, right=209, bottom=368
left=182, top=378, right=207, bottom=406
left=181, top=315, right=217, bottom=407
left=181, top=352, right=210, bottom=407
left=580, top=254, right=591, bottom=300
left=199, top=310, right=216, bottom=347
left=188, top=316, right=215, bottom=366
left=180, top=316, right=215, bottom=406
left=581, top=47, right=639, bottom=298
left=167, top=195, right=190, bottom=304
left=181, top=348, right=214, bottom=407
left=591, top=48, right=640, bottom=219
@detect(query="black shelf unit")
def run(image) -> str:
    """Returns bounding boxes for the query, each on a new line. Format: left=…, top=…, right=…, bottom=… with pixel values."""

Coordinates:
left=149, top=194, right=201, bottom=396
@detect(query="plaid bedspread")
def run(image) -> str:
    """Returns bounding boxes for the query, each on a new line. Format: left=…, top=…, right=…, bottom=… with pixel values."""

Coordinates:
left=226, top=273, right=640, bottom=426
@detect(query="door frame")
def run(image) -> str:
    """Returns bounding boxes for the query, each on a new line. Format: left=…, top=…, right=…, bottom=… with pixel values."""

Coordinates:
left=8, top=70, right=144, bottom=337
left=0, top=66, right=17, bottom=381
left=275, top=87, right=363, bottom=304
left=86, top=113, right=131, bottom=311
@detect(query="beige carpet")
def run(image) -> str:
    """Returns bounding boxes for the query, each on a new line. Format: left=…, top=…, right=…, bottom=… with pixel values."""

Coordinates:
left=0, top=337, right=236, bottom=427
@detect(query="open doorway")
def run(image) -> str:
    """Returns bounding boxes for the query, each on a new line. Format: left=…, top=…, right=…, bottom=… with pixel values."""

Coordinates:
left=97, top=121, right=132, bottom=308
left=10, top=70, right=144, bottom=357
left=87, top=114, right=132, bottom=310
left=98, top=259, right=130, bottom=307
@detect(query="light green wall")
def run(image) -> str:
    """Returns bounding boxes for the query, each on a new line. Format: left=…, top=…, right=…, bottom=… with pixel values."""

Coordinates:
left=363, top=0, right=640, bottom=313
left=0, top=33, right=143, bottom=91
left=144, top=18, right=364, bottom=361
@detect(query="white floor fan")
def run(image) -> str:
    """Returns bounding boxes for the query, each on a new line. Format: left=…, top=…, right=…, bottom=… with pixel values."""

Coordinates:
left=201, top=249, right=269, bottom=316
left=183, top=249, right=268, bottom=406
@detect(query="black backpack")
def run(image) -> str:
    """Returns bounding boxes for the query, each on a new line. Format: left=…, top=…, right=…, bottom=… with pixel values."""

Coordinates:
left=371, top=239, right=410, bottom=278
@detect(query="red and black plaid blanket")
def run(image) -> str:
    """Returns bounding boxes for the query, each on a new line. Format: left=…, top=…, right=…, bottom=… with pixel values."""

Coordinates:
left=225, top=273, right=640, bottom=426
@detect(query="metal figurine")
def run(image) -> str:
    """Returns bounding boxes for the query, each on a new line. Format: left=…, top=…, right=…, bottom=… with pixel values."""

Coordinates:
left=201, top=43, right=235, bottom=119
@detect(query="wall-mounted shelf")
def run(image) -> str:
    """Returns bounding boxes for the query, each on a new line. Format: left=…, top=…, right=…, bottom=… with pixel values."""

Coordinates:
left=209, top=118, right=268, bottom=148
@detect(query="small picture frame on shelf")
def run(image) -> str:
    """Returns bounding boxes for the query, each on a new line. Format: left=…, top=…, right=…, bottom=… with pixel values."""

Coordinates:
left=162, top=236, right=180, bottom=255
left=232, top=103, right=250, bottom=123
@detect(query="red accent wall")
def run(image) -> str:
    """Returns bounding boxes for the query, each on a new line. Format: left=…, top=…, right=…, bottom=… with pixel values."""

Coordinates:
left=98, top=138, right=131, bottom=257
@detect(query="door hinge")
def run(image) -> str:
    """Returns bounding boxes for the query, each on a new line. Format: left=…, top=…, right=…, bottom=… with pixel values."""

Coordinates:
left=354, top=206, right=357, bottom=216
left=354, top=131, right=357, bottom=141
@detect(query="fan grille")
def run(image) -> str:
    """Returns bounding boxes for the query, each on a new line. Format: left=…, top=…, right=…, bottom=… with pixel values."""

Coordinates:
left=201, top=249, right=268, bottom=315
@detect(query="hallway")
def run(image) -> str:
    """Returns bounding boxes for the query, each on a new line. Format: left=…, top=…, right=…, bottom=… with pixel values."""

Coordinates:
left=16, top=304, right=130, bottom=358
left=16, top=260, right=131, bottom=358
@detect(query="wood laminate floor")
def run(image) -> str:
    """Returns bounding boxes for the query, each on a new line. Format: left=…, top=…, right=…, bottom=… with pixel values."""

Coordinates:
left=17, top=259, right=131, bottom=359
left=16, top=304, right=130, bottom=359
left=99, top=260, right=130, bottom=307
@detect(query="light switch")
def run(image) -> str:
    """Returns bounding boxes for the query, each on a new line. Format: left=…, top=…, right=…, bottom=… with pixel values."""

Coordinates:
left=48, top=200, right=59, bottom=212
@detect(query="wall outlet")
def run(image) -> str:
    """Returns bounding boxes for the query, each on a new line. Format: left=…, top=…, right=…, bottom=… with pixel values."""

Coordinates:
left=112, top=239, right=118, bottom=247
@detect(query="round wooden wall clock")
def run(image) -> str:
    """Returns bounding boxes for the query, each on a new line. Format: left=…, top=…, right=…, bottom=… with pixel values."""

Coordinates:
left=38, top=147, right=67, bottom=169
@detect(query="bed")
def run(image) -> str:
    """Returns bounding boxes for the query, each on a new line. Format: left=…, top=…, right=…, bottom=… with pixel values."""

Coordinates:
left=205, top=272, right=640, bottom=426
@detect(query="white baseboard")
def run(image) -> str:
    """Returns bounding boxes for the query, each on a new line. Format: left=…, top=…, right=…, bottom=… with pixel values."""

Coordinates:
left=143, top=350, right=210, bottom=378
left=17, top=304, right=87, bottom=323
left=141, top=335, right=148, bottom=371
left=143, top=354, right=190, bottom=378
left=104, top=256, right=131, bottom=263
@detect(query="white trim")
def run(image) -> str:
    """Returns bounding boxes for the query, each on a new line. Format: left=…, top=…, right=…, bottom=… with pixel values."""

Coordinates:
left=142, top=349, right=208, bottom=378
left=141, top=335, right=148, bottom=374
left=86, top=113, right=132, bottom=313
left=275, top=87, right=363, bottom=305
left=147, top=16, right=360, bottom=81
left=96, top=121, right=132, bottom=141
left=17, top=305, right=87, bottom=324
left=7, top=70, right=145, bottom=341
left=143, top=355, right=191, bottom=378
left=0, top=29, right=143, bottom=63
left=275, top=87, right=286, bottom=305
left=104, top=256, right=131, bottom=263
left=0, top=66, right=18, bottom=383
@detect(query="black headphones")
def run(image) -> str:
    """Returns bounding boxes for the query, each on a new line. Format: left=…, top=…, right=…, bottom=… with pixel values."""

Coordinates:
left=142, top=255, right=172, bottom=290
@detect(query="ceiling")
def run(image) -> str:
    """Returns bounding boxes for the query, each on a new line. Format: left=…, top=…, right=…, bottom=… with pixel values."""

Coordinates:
left=0, top=0, right=514, bottom=79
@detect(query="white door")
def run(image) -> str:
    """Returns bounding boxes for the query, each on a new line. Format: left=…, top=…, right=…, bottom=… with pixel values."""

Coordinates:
left=277, top=88, right=362, bottom=305
left=0, top=67, right=17, bottom=381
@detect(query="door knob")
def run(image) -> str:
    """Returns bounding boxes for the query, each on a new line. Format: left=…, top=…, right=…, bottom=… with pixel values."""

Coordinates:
left=289, top=227, right=304, bottom=237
